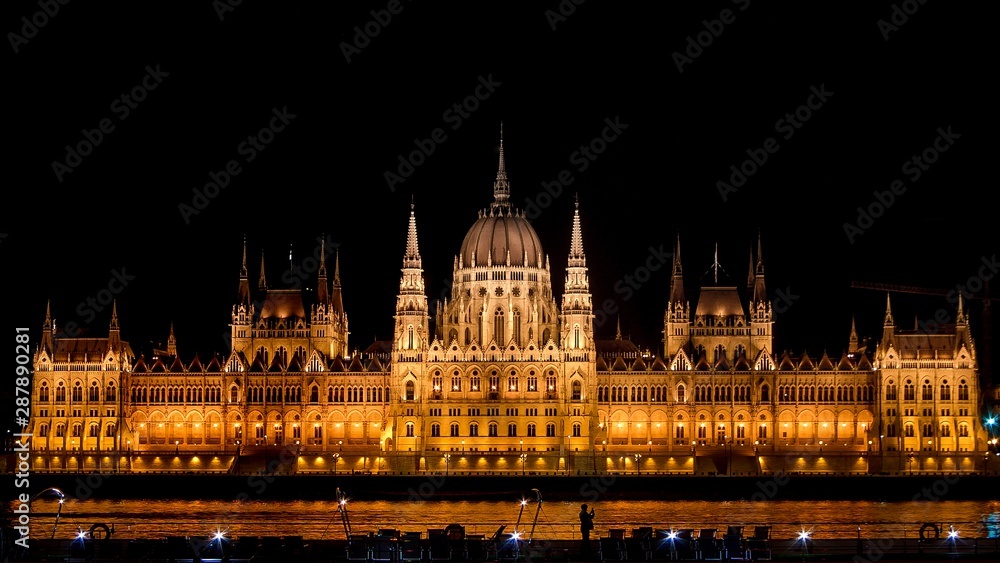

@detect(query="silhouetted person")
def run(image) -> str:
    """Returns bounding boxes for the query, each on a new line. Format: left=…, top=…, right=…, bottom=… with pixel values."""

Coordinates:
left=579, top=503, right=595, bottom=554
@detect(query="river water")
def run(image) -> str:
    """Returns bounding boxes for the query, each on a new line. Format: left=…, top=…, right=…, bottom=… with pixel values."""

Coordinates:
left=21, top=497, right=1000, bottom=541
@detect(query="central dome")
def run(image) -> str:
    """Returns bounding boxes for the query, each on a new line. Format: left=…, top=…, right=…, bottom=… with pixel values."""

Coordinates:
left=460, top=207, right=544, bottom=268
left=458, top=128, right=544, bottom=269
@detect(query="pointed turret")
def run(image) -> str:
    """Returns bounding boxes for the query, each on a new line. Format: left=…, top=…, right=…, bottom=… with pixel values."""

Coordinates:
left=403, top=198, right=422, bottom=270
left=849, top=315, right=859, bottom=352
left=882, top=292, right=895, bottom=349
left=395, top=199, right=429, bottom=354
left=615, top=316, right=622, bottom=341
left=561, top=196, right=593, bottom=348
left=316, top=235, right=330, bottom=305
left=40, top=299, right=55, bottom=353
left=956, top=292, right=966, bottom=325
left=331, top=249, right=345, bottom=318
left=752, top=232, right=767, bottom=304
left=747, top=245, right=755, bottom=299
left=491, top=122, right=510, bottom=209
left=669, top=233, right=685, bottom=305
left=238, top=236, right=251, bottom=305
left=167, top=322, right=177, bottom=357
left=258, top=250, right=268, bottom=291
left=108, top=300, right=121, bottom=348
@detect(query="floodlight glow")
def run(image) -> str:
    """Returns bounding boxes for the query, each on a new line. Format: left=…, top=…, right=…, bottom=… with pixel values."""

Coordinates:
left=212, top=530, right=226, bottom=541
left=797, top=530, right=811, bottom=541
left=666, top=531, right=677, bottom=540
left=76, top=530, right=87, bottom=540
left=511, top=531, right=521, bottom=541
left=520, top=499, right=528, bottom=506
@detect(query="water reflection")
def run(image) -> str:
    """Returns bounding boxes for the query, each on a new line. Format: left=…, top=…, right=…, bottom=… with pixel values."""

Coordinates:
left=19, top=498, right=1000, bottom=541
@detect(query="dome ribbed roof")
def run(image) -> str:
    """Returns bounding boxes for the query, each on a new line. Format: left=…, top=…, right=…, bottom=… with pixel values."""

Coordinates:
left=459, top=208, right=544, bottom=268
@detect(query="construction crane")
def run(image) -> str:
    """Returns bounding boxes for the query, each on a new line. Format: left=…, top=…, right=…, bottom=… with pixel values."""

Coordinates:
left=850, top=279, right=994, bottom=392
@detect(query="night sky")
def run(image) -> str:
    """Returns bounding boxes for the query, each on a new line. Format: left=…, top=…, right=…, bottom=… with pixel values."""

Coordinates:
left=5, top=1, right=997, bottom=374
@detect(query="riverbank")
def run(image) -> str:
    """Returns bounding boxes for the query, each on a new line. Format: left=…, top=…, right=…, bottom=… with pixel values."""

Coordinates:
left=3, top=472, right=998, bottom=501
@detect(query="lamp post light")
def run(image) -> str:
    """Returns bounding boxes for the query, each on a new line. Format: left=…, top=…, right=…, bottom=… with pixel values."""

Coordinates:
left=461, top=439, right=465, bottom=456
left=444, top=453, right=451, bottom=476
left=907, top=452, right=914, bottom=475
left=520, top=452, right=527, bottom=475
left=634, top=453, right=642, bottom=475
left=648, top=440, right=652, bottom=453
left=333, top=452, right=340, bottom=475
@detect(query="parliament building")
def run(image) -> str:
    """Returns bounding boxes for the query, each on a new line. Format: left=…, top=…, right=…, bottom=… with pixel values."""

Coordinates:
left=27, top=138, right=997, bottom=476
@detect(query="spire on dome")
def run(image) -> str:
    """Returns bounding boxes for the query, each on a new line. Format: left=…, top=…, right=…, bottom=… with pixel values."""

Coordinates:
left=492, top=122, right=510, bottom=209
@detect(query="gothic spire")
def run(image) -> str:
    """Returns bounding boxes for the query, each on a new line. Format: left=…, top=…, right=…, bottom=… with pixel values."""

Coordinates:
left=110, top=299, right=119, bottom=331
left=615, top=316, right=622, bottom=340
left=956, top=292, right=966, bottom=324
left=44, top=299, right=52, bottom=331
left=404, top=197, right=422, bottom=268
left=752, top=232, right=767, bottom=305
left=568, top=194, right=586, bottom=267
left=258, top=250, right=268, bottom=291
left=331, top=249, right=345, bottom=317
left=167, top=322, right=177, bottom=356
left=492, top=122, right=510, bottom=209
left=884, top=292, right=894, bottom=326
left=316, top=235, right=330, bottom=305
left=238, top=236, right=250, bottom=304
left=669, top=232, right=685, bottom=305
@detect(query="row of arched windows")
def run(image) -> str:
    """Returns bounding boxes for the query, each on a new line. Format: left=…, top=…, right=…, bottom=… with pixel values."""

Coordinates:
left=37, top=422, right=116, bottom=438
left=38, top=381, right=116, bottom=403
left=411, top=421, right=582, bottom=438
left=131, top=386, right=222, bottom=404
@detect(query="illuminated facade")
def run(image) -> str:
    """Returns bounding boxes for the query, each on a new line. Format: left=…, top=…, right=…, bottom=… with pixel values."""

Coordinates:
left=28, top=137, right=992, bottom=475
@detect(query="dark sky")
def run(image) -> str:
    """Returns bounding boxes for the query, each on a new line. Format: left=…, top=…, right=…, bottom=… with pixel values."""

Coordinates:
left=5, top=1, right=997, bottom=367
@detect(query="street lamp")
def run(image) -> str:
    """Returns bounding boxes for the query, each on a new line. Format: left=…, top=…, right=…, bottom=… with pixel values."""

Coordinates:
left=461, top=440, right=465, bottom=456
left=332, top=452, right=340, bottom=475
left=444, top=453, right=451, bottom=476
left=907, top=452, right=914, bottom=475
left=634, top=453, right=642, bottom=475
left=520, top=452, right=527, bottom=475
left=648, top=440, right=652, bottom=453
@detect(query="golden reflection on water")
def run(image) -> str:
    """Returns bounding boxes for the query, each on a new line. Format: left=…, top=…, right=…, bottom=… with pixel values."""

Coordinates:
left=20, top=497, right=1000, bottom=541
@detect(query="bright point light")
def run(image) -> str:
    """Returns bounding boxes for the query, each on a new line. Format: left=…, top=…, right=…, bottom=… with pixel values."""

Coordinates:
left=212, top=530, right=226, bottom=541
left=948, top=530, right=959, bottom=539
left=988, top=417, right=997, bottom=426
left=76, top=530, right=87, bottom=540
left=520, top=499, right=528, bottom=506
left=511, top=531, right=521, bottom=541
left=666, top=531, right=677, bottom=540
left=340, top=499, right=347, bottom=506
left=797, top=530, right=811, bottom=541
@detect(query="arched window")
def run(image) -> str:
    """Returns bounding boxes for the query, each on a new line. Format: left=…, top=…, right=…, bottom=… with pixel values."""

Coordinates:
left=450, top=423, right=460, bottom=437
left=488, top=422, right=499, bottom=437
left=940, top=381, right=951, bottom=401
left=546, top=423, right=556, bottom=437
left=431, top=423, right=440, bottom=437
left=512, top=308, right=521, bottom=346
left=465, top=327, right=472, bottom=345
left=573, top=323, right=581, bottom=349
left=677, top=384, right=686, bottom=403
left=39, top=382, right=50, bottom=402
left=449, top=328, right=458, bottom=345
left=494, top=308, right=505, bottom=345
left=904, top=423, right=914, bottom=437
left=72, top=381, right=83, bottom=402
left=760, top=384, right=770, bottom=403
left=89, top=381, right=100, bottom=402
left=527, top=423, right=536, bottom=437
left=39, top=423, right=49, bottom=437
left=959, top=422, right=969, bottom=437
left=405, top=422, right=414, bottom=437
left=310, top=386, right=319, bottom=403
left=452, top=372, right=462, bottom=391
left=572, top=422, right=581, bottom=437
left=407, top=325, right=415, bottom=349
left=507, top=422, right=517, bottom=436
left=571, top=380, right=582, bottom=401
left=230, top=386, right=239, bottom=403
left=405, top=381, right=415, bottom=401
left=469, top=422, right=479, bottom=437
